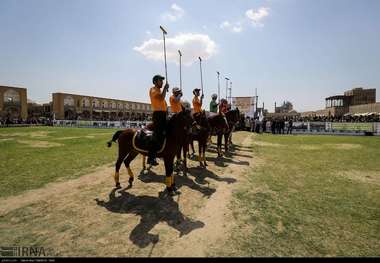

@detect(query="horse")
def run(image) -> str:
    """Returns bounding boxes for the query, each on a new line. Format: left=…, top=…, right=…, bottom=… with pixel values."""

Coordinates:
left=224, top=108, right=240, bottom=151
left=107, top=107, right=193, bottom=196
left=189, top=110, right=211, bottom=167
left=207, top=112, right=229, bottom=157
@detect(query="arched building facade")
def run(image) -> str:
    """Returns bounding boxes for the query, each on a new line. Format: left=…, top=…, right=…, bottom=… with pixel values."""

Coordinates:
left=52, top=92, right=152, bottom=120
left=0, top=86, right=28, bottom=120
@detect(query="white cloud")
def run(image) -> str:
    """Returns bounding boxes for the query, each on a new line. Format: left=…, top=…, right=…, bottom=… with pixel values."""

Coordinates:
left=220, top=21, right=231, bottom=29
left=162, top=3, right=185, bottom=22
left=245, top=7, right=270, bottom=27
left=220, top=6, right=270, bottom=33
left=134, top=33, right=217, bottom=66
left=220, top=20, right=243, bottom=33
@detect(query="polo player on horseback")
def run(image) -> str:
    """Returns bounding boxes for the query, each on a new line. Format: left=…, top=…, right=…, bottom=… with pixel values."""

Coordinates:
left=219, top=98, right=228, bottom=115
left=210, top=94, right=218, bottom=113
left=148, top=74, right=169, bottom=166
left=192, top=88, right=203, bottom=113
left=169, top=87, right=183, bottom=113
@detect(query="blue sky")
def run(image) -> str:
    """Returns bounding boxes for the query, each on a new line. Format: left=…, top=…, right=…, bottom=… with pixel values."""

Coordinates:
left=0, top=0, right=379, bottom=112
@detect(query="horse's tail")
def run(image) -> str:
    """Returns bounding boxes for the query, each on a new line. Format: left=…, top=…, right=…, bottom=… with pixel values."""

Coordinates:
left=107, top=130, right=123, bottom=147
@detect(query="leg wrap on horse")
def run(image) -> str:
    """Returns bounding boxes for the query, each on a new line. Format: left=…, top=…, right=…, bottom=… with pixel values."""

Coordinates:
left=165, top=176, right=173, bottom=188
left=114, top=171, right=120, bottom=184
left=127, top=167, right=134, bottom=178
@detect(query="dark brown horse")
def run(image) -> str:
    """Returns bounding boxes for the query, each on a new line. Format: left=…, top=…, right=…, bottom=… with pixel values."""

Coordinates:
left=224, top=108, right=240, bottom=151
left=107, top=108, right=193, bottom=196
left=207, top=112, right=229, bottom=157
left=189, top=110, right=211, bottom=167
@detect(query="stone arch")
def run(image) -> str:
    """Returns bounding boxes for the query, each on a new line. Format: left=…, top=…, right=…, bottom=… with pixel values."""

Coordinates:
left=3, top=89, right=20, bottom=103
left=64, top=96, right=75, bottom=107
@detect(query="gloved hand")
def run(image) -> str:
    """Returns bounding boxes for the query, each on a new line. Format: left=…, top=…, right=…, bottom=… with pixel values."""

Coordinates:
left=164, top=83, right=169, bottom=91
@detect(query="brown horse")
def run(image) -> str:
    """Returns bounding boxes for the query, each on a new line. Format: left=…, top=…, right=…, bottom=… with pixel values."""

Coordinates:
left=224, top=108, right=240, bottom=151
left=189, top=110, right=211, bottom=167
left=207, top=112, right=229, bottom=157
left=107, top=108, right=193, bottom=196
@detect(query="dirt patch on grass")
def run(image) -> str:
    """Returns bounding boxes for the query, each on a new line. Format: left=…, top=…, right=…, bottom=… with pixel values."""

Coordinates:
left=17, top=140, right=63, bottom=148
left=338, top=170, right=380, bottom=185
left=0, top=131, right=256, bottom=257
left=55, top=136, right=82, bottom=140
left=253, top=141, right=284, bottom=148
left=0, top=131, right=55, bottom=138
left=55, top=135, right=95, bottom=140
left=88, top=132, right=114, bottom=136
left=326, top=143, right=362, bottom=150
left=0, top=138, right=14, bottom=142
left=298, top=145, right=322, bottom=150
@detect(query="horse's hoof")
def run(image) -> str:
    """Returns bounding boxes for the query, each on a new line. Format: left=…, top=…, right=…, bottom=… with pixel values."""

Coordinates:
left=115, top=182, right=121, bottom=188
left=204, top=163, right=208, bottom=166
left=128, top=177, right=134, bottom=185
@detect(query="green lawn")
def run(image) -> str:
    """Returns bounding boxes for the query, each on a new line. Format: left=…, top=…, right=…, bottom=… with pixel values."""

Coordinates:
left=0, top=127, right=118, bottom=198
left=224, top=134, right=380, bottom=256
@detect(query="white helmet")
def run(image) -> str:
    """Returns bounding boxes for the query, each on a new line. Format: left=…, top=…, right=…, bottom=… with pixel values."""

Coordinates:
left=181, top=100, right=191, bottom=111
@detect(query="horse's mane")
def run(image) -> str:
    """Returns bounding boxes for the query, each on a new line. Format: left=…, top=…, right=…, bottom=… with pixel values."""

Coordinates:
left=166, top=111, right=185, bottom=135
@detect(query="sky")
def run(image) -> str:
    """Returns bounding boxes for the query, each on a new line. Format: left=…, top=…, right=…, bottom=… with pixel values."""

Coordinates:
left=0, top=0, right=379, bottom=112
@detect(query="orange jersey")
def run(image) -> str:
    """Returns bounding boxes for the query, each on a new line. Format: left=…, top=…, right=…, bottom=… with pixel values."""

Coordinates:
left=169, top=95, right=182, bottom=113
left=149, top=86, right=167, bottom=112
left=192, top=96, right=202, bottom=113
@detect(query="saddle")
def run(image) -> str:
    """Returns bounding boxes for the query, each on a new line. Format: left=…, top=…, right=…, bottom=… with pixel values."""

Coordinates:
left=132, top=128, right=166, bottom=154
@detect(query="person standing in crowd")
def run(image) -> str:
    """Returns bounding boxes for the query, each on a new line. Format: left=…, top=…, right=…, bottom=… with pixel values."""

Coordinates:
left=148, top=75, right=169, bottom=166
left=280, top=118, right=285, bottom=134
left=262, top=118, right=267, bottom=133
left=271, top=119, right=275, bottom=134
left=209, top=94, right=218, bottom=113
left=287, top=118, right=293, bottom=134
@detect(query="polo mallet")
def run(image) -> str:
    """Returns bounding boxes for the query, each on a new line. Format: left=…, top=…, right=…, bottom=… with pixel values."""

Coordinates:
left=199, top=57, right=204, bottom=96
left=229, top=81, right=232, bottom=104
left=160, top=25, right=168, bottom=90
left=178, top=50, right=182, bottom=90
left=217, top=71, right=220, bottom=103
left=225, top=77, right=230, bottom=100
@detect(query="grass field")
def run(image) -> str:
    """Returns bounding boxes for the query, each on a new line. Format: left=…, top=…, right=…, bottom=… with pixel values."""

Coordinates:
left=0, top=127, right=379, bottom=256
left=221, top=134, right=380, bottom=256
left=0, top=127, right=118, bottom=198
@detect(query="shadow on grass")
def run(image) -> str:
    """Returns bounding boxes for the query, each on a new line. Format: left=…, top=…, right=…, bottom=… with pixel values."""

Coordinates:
left=95, top=188, right=205, bottom=248
left=206, top=147, right=253, bottom=159
left=187, top=167, right=237, bottom=185
left=205, top=155, right=250, bottom=167
left=138, top=170, right=216, bottom=197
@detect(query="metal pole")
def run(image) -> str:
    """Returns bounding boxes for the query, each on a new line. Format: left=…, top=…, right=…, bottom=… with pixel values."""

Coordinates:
left=255, top=88, right=258, bottom=113
left=199, top=57, right=204, bottom=95
left=229, top=81, right=232, bottom=105
left=178, top=50, right=182, bottom=90
left=217, top=71, right=220, bottom=103
left=225, top=77, right=229, bottom=100
left=160, top=26, right=168, bottom=83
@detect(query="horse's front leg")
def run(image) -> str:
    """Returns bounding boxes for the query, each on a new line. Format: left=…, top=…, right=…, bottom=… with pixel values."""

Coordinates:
left=198, top=141, right=204, bottom=167
left=164, top=156, right=179, bottom=195
left=203, top=140, right=208, bottom=167
left=224, top=132, right=229, bottom=154
left=182, top=142, right=188, bottom=176
left=217, top=133, right=223, bottom=157
left=142, top=154, right=146, bottom=171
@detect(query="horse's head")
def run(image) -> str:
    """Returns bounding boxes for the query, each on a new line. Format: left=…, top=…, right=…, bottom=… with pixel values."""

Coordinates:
left=168, top=106, right=193, bottom=135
